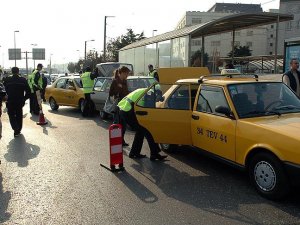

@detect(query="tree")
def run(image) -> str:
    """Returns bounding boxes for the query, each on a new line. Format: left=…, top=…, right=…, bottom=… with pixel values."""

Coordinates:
left=227, top=46, right=252, bottom=57
left=191, top=49, right=209, bottom=67
left=106, top=29, right=145, bottom=62
left=67, top=62, right=76, bottom=73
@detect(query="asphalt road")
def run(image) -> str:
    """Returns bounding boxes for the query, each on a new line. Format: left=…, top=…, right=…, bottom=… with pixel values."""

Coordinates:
left=0, top=100, right=300, bottom=225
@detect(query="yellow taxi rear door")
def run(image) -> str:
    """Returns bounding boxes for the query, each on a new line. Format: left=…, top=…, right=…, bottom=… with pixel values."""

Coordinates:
left=191, top=85, right=236, bottom=161
left=134, top=84, right=193, bottom=145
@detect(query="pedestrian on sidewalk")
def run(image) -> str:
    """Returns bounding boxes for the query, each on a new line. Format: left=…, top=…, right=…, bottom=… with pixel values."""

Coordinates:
left=3, top=67, right=31, bottom=137
left=282, top=58, right=300, bottom=97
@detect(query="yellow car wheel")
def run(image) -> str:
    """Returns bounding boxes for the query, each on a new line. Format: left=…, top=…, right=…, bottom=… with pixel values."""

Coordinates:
left=248, top=152, right=290, bottom=200
left=49, top=97, right=59, bottom=110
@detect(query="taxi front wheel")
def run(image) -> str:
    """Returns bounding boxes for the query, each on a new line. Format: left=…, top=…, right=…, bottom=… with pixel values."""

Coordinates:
left=248, top=152, right=290, bottom=200
left=49, top=97, right=59, bottom=110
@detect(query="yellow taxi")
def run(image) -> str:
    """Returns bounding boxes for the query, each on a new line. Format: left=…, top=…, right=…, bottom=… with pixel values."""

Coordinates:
left=45, top=76, right=85, bottom=112
left=132, top=75, right=300, bottom=200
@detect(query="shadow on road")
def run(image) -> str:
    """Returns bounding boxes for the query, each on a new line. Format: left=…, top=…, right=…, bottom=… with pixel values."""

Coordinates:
left=46, top=107, right=112, bottom=130
left=130, top=147, right=300, bottom=224
left=0, top=173, right=11, bottom=223
left=114, top=171, right=158, bottom=204
left=4, top=134, right=40, bottom=167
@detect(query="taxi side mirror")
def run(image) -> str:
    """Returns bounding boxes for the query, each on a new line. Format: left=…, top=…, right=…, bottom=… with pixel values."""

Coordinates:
left=215, top=105, right=235, bottom=119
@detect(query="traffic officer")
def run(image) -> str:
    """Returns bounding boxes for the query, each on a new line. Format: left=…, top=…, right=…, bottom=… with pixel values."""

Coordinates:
left=118, top=88, right=167, bottom=161
left=3, top=67, right=31, bottom=137
left=80, top=66, right=98, bottom=116
left=148, top=64, right=159, bottom=82
left=28, top=64, right=43, bottom=115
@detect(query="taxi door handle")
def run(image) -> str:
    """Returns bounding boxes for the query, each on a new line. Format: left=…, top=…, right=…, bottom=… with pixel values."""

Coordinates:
left=136, top=111, right=148, bottom=116
left=192, top=114, right=199, bottom=120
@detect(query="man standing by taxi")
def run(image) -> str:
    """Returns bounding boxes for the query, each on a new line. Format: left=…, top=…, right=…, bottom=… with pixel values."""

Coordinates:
left=3, top=67, right=31, bottom=137
left=28, top=63, right=43, bottom=115
left=147, top=64, right=159, bottom=82
left=283, top=58, right=300, bottom=97
left=118, top=88, right=167, bottom=161
left=80, top=66, right=98, bottom=116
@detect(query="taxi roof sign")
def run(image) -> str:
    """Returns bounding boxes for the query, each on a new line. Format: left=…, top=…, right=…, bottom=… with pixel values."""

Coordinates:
left=221, top=68, right=241, bottom=75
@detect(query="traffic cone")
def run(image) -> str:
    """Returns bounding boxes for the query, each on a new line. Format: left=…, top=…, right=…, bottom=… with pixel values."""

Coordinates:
left=37, top=109, right=48, bottom=125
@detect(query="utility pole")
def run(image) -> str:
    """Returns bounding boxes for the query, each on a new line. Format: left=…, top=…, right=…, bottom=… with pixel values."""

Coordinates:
left=103, top=16, right=115, bottom=62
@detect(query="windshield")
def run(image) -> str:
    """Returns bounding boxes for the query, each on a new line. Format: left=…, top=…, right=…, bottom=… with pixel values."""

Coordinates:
left=228, top=82, right=300, bottom=118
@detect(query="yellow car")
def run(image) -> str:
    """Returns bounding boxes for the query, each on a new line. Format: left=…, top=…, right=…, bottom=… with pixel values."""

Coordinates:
left=45, top=76, right=85, bottom=112
left=133, top=75, right=300, bottom=200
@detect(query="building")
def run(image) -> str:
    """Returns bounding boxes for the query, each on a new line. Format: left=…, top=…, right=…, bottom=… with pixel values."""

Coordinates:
left=278, top=0, right=300, bottom=54
left=176, top=3, right=269, bottom=60
left=119, top=3, right=294, bottom=75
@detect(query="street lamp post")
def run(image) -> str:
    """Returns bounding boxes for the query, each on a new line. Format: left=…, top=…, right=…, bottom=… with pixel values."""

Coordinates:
left=103, top=16, right=115, bottom=62
left=85, top=39, right=95, bottom=61
left=49, top=54, right=53, bottom=76
left=14, top=30, right=19, bottom=67
left=31, top=43, right=37, bottom=69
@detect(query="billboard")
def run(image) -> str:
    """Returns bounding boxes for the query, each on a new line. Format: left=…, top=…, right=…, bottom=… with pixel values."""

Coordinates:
left=8, top=48, right=22, bottom=60
left=32, top=48, right=45, bottom=60
left=284, top=45, right=300, bottom=73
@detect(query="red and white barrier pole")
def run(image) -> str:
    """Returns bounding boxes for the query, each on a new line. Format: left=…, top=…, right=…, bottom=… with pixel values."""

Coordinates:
left=108, top=124, right=124, bottom=171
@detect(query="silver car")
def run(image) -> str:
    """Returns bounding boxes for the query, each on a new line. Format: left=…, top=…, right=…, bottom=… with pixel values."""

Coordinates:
left=91, top=76, right=156, bottom=119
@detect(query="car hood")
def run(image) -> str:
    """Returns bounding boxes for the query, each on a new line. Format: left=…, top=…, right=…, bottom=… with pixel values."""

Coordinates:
left=245, top=113, right=300, bottom=138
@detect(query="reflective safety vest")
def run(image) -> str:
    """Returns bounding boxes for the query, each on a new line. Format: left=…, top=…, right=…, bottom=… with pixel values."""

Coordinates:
left=81, top=72, right=93, bottom=94
left=118, top=88, right=146, bottom=112
left=28, top=70, right=43, bottom=93
left=148, top=69, right=157, bottom=77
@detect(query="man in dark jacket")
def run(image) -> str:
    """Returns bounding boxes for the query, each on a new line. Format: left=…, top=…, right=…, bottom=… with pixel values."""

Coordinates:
left=283, top=58, right=300, bottom=97
left=3, top=67, right=31, bottom=137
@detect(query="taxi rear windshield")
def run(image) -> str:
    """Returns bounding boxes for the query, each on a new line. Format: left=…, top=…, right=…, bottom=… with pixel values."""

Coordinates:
left=228, top=82, right=300, bottom=118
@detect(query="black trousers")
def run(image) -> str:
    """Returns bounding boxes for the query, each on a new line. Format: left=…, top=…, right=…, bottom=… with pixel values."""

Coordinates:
left=7, top=104, right=23, bottom=133
left=29, top=92, right=39, bottom=114
left=82, top=93, right=95, bottom=116
left=120, top=109, right=159, bottom=156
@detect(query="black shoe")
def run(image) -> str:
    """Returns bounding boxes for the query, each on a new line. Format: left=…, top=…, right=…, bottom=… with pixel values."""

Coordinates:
left=122, top=142, right=129, bottom=147
left=150, top=154, right=167, bottom=161
left=14, top=131, right=21, bottom=137
left=129, top=153, right=146, bottom=159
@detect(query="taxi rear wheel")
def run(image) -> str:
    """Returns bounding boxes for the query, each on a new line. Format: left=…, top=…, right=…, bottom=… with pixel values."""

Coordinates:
left=159, top=144, right=177, bottom=152
left=248, top=152, right=290, bottom=200
left=49, top=97, right=59, bottom=110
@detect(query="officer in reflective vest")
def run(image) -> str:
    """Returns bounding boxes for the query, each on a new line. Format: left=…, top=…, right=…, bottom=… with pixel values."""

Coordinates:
left=118, top=88, right=167, bottom=161
left=80, top=66, right=98, bottom=116
left=148, top=64, right=159, bottom=82
left=28, top=64, right=43, bottom=115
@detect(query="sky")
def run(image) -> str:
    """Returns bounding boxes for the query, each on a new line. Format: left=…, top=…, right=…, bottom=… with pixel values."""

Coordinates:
left=0, top=0, right=280, bottom=69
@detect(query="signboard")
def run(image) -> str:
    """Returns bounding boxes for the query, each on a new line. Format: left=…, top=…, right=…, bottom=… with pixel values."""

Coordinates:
left=284, top=45, right=300, bottom=73
left=32, top=48, right=45, bottom=60
left=8, top=48, right=21, bottom=60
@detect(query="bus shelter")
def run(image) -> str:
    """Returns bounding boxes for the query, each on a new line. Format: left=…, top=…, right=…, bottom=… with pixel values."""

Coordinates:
left=119, top=12, right=293, bottom=75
